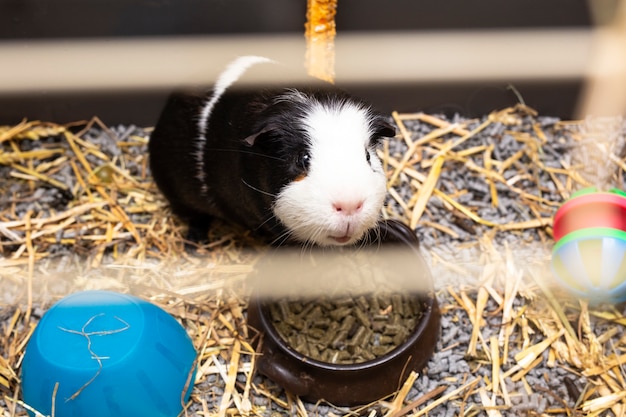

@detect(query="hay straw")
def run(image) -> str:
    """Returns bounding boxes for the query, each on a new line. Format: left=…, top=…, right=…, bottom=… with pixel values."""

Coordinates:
left=396, top=113, right=471, bottom=138
left=385, top=371, right=419, bottom=416
left=410, top=378, right=481, bottom=417
left=409, top=156, right=444, bottom=229
left=382, top=104, right=603, bottom=241
left=388, top=124, right=460, bottom=188
left=387, top=384, right=447, bottom=417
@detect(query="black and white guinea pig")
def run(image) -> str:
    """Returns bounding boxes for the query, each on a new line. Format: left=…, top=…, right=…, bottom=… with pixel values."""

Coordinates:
left=149, top=55, right=396, bottom=247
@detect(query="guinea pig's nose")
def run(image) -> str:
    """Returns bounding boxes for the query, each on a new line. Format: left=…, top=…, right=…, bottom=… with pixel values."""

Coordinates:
left=332, top=200, right=364, bottom=215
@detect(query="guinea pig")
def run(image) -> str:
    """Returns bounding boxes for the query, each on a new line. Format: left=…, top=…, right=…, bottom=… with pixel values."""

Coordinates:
left=149, top=55, right=396, bottom=247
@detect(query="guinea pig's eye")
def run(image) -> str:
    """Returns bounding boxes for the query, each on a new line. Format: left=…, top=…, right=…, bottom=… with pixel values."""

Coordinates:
left=297, top=151, right=311, bottom=171
left=365, top=148, right=372, bottom=164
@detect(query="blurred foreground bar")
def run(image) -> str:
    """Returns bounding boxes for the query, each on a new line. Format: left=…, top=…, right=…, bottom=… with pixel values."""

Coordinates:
left=0, top=0, right=592, bottom=124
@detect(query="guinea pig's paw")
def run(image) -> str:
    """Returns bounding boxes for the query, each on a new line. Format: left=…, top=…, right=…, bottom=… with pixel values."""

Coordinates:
left=181, top=217, right=213, bottom=252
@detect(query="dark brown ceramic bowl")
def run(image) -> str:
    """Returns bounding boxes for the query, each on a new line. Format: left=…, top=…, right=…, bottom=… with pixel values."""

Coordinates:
left=247, top=220, right=440, bottom=406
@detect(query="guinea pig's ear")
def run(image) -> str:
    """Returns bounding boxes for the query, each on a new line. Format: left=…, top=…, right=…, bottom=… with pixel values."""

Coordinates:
left=372, top=119, right=397, bottom=138
left=243, top=125, right=277, bottom=146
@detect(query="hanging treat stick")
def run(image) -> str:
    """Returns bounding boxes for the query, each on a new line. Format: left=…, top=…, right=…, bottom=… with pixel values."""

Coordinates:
left=305, top=0, right=337, bottom=83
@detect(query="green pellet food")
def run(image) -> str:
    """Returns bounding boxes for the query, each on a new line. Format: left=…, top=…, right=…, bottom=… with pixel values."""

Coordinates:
left=267, top=293, right=423, bottom=364
left=256, top=245, right=431, bottom=364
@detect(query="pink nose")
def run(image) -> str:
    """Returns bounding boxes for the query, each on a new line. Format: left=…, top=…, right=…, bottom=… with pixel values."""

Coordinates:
left=332, top=200, right=364, bottom=215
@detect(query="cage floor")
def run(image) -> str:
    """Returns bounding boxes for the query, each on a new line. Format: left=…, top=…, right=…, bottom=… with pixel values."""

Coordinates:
left=1, top=106, right=625, bottom=416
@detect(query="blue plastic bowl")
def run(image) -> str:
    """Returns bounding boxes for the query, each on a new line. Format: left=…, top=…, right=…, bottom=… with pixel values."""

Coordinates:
left=551, top=228, right=626, bottom=303
left=22, top=291, right=197, bottom=417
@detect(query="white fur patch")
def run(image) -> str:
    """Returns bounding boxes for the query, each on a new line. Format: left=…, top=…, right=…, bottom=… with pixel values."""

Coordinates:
left=273, top=98, right=387, bottom=246
left=195, top=56, right=274, bottom=192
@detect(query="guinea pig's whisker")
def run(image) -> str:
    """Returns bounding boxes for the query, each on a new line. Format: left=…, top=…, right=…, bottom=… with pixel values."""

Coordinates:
left=254, top=212, right=285, bottom=239
left=356, top=235, right=369, bottom=251
left=254, top=214, right=277, bottom=232
left=241, top=179, right=276, bottom=198
left=373, top=231, right=382, bottom=250
left=305, top=229, right=321, bottom=250
left=270, top=230, right=294, bottom=248
left=205, top=148, right=285, bottom=162
left=308, top=226, right=327, bottom=251
left=365, top=224, right=382, bottom=250
left=299, top=237, right=316, bottom=257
